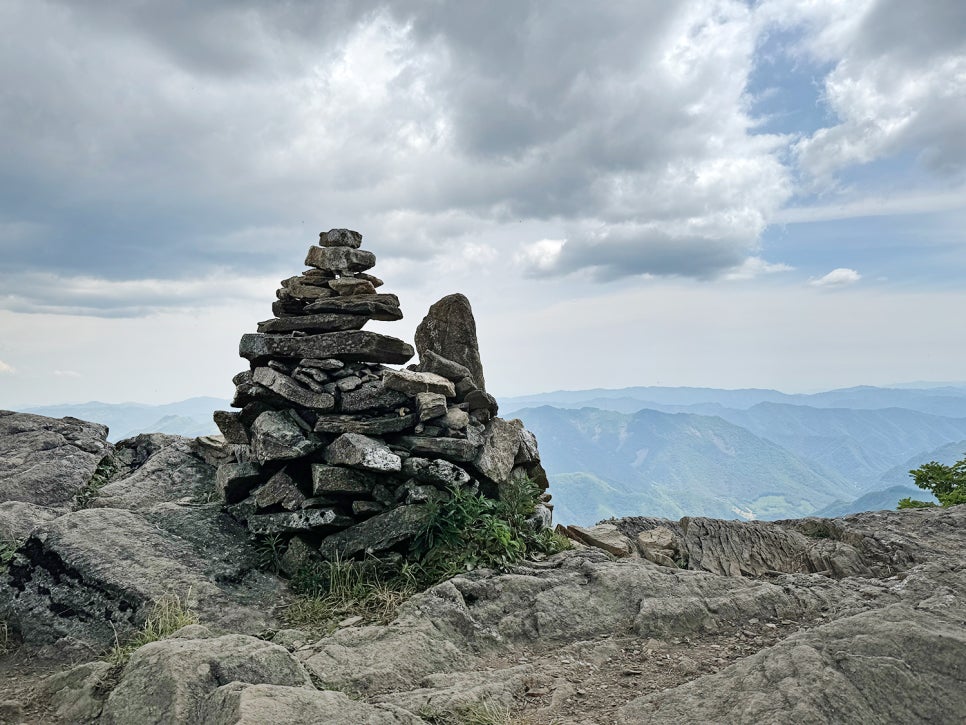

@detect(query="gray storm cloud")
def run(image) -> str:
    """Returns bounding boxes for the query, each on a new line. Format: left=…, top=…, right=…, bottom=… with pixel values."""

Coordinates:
left=0, top=0, right=959, bottom=314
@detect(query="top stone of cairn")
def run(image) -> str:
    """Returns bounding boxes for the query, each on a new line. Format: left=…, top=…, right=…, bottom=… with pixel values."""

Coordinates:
left=321, top=228, right=363, bottom=249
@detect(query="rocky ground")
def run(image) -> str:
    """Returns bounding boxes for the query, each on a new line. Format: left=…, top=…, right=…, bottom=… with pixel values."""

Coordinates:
left=2, top=412, right=965, bottom=723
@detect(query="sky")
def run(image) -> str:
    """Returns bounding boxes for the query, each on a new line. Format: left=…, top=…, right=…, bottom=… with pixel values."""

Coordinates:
left=1, top=0, right=965, bottom=407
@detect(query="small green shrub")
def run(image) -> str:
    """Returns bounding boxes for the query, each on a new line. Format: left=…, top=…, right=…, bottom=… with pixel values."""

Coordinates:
left=412, top=478, right=568, bottom=580
left=108, top=592, right=198, bottom=666
left=897, top=497, right=938, bottom=509
left=899, top=455, right=966, bottom=509
left=254, top=533, right=288, bottom=573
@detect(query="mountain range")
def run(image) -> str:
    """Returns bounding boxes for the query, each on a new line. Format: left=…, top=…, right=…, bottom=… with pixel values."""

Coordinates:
left=12, top=383, right=965, bottom=525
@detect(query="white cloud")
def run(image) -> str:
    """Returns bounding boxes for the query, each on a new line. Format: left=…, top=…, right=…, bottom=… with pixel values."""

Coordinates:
left=759, top=0, right=966, bottom=184
left=723, top=256, right=794, bottom=281
left=515, top=239, right=566, bottom=273
left=0, top=359, right=15, bottom=374
left=809, top=268, right=862, bottom=287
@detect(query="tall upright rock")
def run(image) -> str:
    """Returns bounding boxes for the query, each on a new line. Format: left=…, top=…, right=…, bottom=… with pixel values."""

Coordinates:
left=414, top=293, right=487, bottom=391
left=212, top=230, right=549, bottom=568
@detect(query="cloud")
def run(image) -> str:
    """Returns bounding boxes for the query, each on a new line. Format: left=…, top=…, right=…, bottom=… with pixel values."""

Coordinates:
left=809, top=268, right=862, bottom=287
left=0, top=0, right=799, bottom=313
left=0, top=359, right=15, bottom=374
left=759, top=0, right=966, bottom=183
left=723, top=256, right=794, bottom=281
left=52, top=370, right=81, bottom=378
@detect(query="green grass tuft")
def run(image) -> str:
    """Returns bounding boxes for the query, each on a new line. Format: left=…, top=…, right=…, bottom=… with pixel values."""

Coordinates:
left=107, top=592, right=198, bottom=666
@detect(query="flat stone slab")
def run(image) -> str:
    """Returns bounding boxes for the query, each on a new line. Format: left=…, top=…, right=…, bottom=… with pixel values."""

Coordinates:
left=339, top=384, right=410, bottom=413
left=305, top=246, right=375, bottom=272
left=252, top=367, right=336, bottom=410
left=384, top=369, right=456, bottom=397
left=319, top=504, right=433, bottom=559
left=312, top=465, right=378, bottom=496
left=248, top=508, right=354, bottom=535
left=314, top=413, right=416, bottom=436
left=256, top=313, right=369, bottom=335
left=240, top=332, right=414, bottom=366
left=395, top=436, right=480, bottom=463
left=304, top=294, right=403, bottom=322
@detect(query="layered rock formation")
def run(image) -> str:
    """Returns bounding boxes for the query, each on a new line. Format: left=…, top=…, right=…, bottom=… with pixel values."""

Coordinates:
left=213, top=229, right=549, bottom=567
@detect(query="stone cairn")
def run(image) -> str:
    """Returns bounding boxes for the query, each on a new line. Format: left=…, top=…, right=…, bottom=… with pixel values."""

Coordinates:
left=213, top=229, right=550, bottom=574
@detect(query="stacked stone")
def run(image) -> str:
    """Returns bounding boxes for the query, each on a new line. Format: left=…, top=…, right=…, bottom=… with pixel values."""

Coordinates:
left=213, top=229, right=549, bottom=573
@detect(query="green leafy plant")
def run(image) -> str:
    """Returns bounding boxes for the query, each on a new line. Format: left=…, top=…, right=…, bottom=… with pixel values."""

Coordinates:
left=412, top=477, right=567, bottom=580
left=254, top=534, right=288, bottom=573
left=108, top=591, right=198, bottom=666
left=899, top=455, right=966, bottom=509
left=0, top=538, right=19, bottom=574
left=74, top=456, right=119, bottom=510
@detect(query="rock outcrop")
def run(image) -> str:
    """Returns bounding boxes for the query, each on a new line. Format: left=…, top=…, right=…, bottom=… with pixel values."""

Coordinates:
left=211, top=229, right=549, bottom=564
left=24, top=505, right=966, bottom=724
left=2, top=410, right=965, bottom=722
left=0, top=416, right=285, bottom=649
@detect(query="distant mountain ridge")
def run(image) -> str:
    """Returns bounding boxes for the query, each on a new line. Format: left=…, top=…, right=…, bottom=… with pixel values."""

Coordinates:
left=11, top=384, right=966, bottom=524
left=19, top=397, right=227, bottom=442
left=514, top=405, right=853, bottom=525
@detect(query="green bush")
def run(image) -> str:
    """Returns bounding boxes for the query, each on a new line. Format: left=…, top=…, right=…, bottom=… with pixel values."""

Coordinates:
left=412, top=478, right=567, bottom=580
left=284, top=477, right=568, bottom=632
left=899, top=455, right=966, bottom=509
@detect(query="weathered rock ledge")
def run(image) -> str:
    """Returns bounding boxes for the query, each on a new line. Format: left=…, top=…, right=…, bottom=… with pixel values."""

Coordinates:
left=2, top=410, right=963, bottom=725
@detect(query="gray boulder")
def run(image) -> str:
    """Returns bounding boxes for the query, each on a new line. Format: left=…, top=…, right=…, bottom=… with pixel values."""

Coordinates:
left=325, top=433, right=402, bottom=473
left=618, top=601, right=966, bottom=724
left=100, top=633, right=313, bottom=725
left=94, top=435, right=216, bottom=510
left=3, top=505, right=283, bottom=647
left=0, top=501, right=61, bottom=542
left=200, top=683, right=425, bottom=725
left=414, top=294, right=486, bottom=391
left=250, top=410, right=321, bottom=464
left=0, top=411, right=111, bottom=507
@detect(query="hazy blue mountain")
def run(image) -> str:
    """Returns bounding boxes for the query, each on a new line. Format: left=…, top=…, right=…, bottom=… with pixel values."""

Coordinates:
left=697, top=404, right=966, bottom=491
left=514, top=406, right=853, bottom=526
left=20, top=397, right=227, bottom=442
left=811, top=485, right=939, bottom=518
left=876, top=440, right=966, bottom=488
left=501, top=384, right=966, bottom=418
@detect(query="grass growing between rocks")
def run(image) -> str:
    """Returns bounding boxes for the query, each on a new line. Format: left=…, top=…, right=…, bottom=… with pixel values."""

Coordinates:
left=283, top=478, right=570, bottom=634
left=283, top=556, right=421, bottom=633
left=108, top=592, right=198, bottom=666
left=73, top=456, right=119, bottom=510
left=0, top=538, right=18, bottom=573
